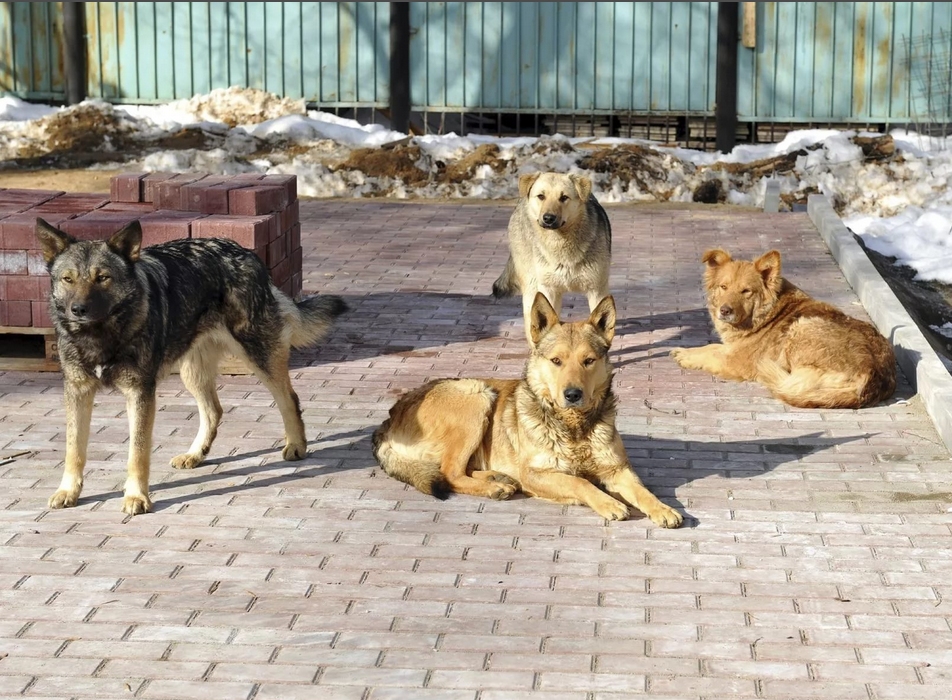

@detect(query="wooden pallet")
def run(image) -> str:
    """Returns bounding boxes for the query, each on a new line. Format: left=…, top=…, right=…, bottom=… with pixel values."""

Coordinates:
left=0, top=326, right=251, bottom=375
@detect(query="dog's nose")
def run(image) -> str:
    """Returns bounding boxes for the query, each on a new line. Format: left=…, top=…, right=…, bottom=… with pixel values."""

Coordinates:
left=719, top=304, right=733, bottom=316
left=70, top=302, right=88, bottom=317
left=563, top=388, right=583, bottom=405
left=542, top=213, right=558, bottom=227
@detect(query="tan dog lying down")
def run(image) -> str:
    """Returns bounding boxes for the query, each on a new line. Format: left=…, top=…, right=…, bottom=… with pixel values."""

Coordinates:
left=671, top=249, right=896, bottom=409
left=373, top=294, right=682, bottom=527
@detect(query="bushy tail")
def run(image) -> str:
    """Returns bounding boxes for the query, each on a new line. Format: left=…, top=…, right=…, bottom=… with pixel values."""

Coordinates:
left=758, top=358, right=875, bottom=409
left=285, top=294, right=348, bottom=349
left=492, top=256, right=519, bottom=298
left=372, top=422, right=449, bottom=499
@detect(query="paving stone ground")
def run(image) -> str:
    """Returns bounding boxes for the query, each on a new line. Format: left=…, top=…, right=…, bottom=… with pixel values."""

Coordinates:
left=1, top=201, right=950, bottom=700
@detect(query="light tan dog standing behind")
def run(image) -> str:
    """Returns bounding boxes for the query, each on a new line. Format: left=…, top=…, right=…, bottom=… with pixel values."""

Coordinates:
left=671, top=249, right=896, bottom=409
left=373, top=293, right=682, bottom=527
left=493, top=172, right=612, bottom=342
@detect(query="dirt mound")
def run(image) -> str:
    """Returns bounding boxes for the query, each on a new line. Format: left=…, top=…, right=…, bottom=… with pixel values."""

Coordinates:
left=337, top=144, right=429, bottom=185
left=441, top=144, right=507, bottom=183
left=178, top=87, right=304, bottom=127
left=28, top=102, right=129, bottom=157
left=578, top=144, right=670, bottom=193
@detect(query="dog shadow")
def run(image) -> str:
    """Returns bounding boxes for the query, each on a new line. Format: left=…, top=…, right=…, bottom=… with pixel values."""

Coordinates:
left=611, top=307, right=713, bottom=368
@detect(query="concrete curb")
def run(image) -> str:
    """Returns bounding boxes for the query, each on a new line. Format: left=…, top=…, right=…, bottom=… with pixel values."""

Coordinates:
left=808, top=194, right=952, bottom=453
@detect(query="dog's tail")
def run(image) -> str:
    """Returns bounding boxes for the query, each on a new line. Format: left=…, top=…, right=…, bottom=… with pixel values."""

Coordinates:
left=758, top=358, right=884, bottom=409
left=284, top=293, right=348, bottom=349
left=492, top=256, right=519, bottom=298
left=372, top=422, right=449, bottom=499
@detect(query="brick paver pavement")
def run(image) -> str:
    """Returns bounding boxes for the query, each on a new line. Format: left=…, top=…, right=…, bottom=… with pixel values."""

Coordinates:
left=1, top=201, right=950, bottom=699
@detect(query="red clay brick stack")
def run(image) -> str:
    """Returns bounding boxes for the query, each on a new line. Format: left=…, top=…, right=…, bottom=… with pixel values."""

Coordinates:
left=0, top=173, right=302, bottom=329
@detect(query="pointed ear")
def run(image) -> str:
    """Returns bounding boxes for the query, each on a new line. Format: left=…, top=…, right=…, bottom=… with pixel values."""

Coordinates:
left=754, top=250, right=782, bottom=290
left=588, top=295, right=616, bottom=345
left=701, top=249, right=732, bottom=267
left=35, top=218, right=75, bottom=264
left=107, top=220, right=143, bottom=262
left=529, top=292, right=560, bottom=346
left=519, top=172, right=541, bottom=199
left=571, top=174, right=592, bottom=201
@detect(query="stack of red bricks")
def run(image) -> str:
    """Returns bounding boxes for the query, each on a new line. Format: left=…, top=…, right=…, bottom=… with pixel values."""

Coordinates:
left=0, top=173, right=301, bottom=329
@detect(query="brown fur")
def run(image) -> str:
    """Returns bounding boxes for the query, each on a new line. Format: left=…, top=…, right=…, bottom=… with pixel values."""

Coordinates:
left=670, top=249, right=897, bottom=409
left=373, top=294, right=682, bottom=527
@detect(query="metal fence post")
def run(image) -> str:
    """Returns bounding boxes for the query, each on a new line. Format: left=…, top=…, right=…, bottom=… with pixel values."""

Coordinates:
left=715, top=1, right=739, bottom=153
left=63, top=2, right=87, bottom=105
left=389, top=2, right=410, bottom=134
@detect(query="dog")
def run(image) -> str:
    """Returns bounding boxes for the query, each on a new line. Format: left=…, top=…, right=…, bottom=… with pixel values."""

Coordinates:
left=492, top=172, right=612, bottom=342
left=670, top=248, right=896, bottom=409
left=36, top=218, right=346, bottom=515
left=372, top=293, right=682, bottom=527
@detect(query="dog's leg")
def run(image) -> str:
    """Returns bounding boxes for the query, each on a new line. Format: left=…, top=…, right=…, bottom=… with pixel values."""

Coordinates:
left=538, top=287, right=563, bottom=318
left=121, top=388, right=155, bottom=515
left=441, top=429, right=517, bottom=501
left=171, top=345, right=223, bottom=470
left=521, top=289, right=538, bottom=344
left=48, top=379, right=96, bottom=509
left=251, top=346, right=307, bottom=461
left=670, top=343, right=747, bottom=380
left=586, top=283, right=610, bottom=312
left=520, top=470, right=629, bottom=521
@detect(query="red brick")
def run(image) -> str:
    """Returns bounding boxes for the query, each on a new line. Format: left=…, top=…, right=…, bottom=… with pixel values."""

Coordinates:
left=228, top=186, right=289, bottom=216
left=254, top=245, right=268, bottom=265
left=0, top=250, right=28, bottom=275
left=154, top=174, right=209, bottom=211
left=290, top=271, right=302, bottom=297
left=138, top=211, right=206, bottom=246
left=267, top=234, right=287, bottom=268
left=110, top=173, right=147, bottom=202
left=182, top=180, right=256, bottom=214
left=141, top=172, right=176, bottom=203
left=290, top=246, right=302, bottom=276
left=1, top=213, right=75, bottom=251
left=60, top=212, right=141, bottom=241
left=191, top=215, right=274, bottom=249
left=260, top=174, right=297, bottom=202
left=0, top=275, right=43, bottom=301
left=27, top=252, right=46, bottom=276
left=233, top=172, right=266, bottom=181
left=271, top=257, right=290, bottom=286
left=289, top=222, right=301, bottom=250
left=279, top=199, right=300, bottom=231
left=99, top=202, right=154, bottom=213
left=0, top=300, right=31, bottom=327
left=279, top=278, right=293, bottom=297
left=0, top=189, right=64, bottom=205
left=33, top=193, right=110, bottom=214
left=31, top=300, right=52, bottom=328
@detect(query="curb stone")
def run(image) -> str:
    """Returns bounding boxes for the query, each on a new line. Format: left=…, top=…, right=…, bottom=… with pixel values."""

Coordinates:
left=808, top=193, right=952, bottom=454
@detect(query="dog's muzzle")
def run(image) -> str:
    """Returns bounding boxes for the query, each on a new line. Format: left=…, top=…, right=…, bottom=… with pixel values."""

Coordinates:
left=540, top=214, right=561, bottom=230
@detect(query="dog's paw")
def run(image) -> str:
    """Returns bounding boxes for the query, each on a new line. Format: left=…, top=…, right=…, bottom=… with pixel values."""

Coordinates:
left=282, top=442, right=307, bottom=461
left=121, top=493, right=153, bottom=516
left=170, top=452, right=204, bottom=470
left=594, top=497, right=630, bottom=521
left=486, top=482, right=518, bottom=500
left=648, top=504, right=683, bottom=529
left=483, top=471, right=520, bottom=487
left=669, top=347, right=699, bottom=370
left=48, top=489, right=80, bottom=509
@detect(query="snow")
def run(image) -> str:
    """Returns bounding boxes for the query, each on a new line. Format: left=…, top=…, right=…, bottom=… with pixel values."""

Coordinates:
left=3, top=87, right=952, bottom=283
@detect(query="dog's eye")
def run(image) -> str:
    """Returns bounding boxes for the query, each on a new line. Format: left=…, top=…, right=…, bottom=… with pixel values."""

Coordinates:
left=61, top=276, right=73, bottom=284
left=96, top=274, right=110, bottom=283
left=741, top=288, right=751, bottom=295
left=559, top=194, right=569, bottom=203
left=583, top=357, right=595, bottom=367
left=537, top=193, right=545, bottom=200
left=719, top=284, right=728, bottom=291
left=550, top=357, right=562, bottom=366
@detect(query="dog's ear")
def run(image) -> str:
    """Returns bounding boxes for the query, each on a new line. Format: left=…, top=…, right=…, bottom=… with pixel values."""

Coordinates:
left=519, top=172, right=541, bottom=199
left=754, top=250, right=782, bottom=291
left=107, top=220, right=143, bottom=262
left=529, top=292, right=560, bottom=346
left=588, top=295, right=616, bottom=345
left=35, top=218, right=75, bottom=264
left=701, top=249, right=732, bottom=267
left=571, top=174, right=592, bottom=201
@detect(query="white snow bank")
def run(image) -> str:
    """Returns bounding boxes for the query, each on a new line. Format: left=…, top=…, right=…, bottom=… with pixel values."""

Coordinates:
left=846, top=207, right=952, bottom=284
left=0, top=95, right=58, bottom=121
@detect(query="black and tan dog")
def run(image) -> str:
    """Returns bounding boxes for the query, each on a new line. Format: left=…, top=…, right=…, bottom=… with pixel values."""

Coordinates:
left=373, top=293, right=681, bottom=526
left=36, top=218, right=346, bottom=515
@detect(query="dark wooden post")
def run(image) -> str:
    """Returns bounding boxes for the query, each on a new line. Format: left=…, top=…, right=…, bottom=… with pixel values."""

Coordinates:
left=715, top=2, right=739, bottom=153
left=63, top=2, right=87, bottom=105
left=389, top=2, right=411, bottom=133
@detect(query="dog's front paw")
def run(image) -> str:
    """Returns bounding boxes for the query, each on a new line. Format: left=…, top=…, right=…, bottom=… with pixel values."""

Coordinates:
left=121, top=493, right=153, bottom=516
left=593, top=497, right=629, bottom=521
left=282, top=442, right=307, bottom=461
left=669, top=347, right=698, bottom=369
left=48, top=489, right=80, bottom=509
left=486, top=481, right=517, bottom=500
left=170, top=452, right=204, bottom=470
left=648, top=503, right=683, bottom=529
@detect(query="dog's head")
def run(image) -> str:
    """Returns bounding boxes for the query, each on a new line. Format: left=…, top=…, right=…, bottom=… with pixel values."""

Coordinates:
left=519, top=172, right=592, bottom=231
left=701, top=248, right=783, bottom=328
left=526, top=293, right=616, bottom=411
left=35, top=218, right=143, bottom=327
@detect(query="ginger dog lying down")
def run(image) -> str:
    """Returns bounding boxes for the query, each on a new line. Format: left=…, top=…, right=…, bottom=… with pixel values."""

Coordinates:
left=373, top=294, right=682, bottom=527
left=671, top=249, right=896, bottom=409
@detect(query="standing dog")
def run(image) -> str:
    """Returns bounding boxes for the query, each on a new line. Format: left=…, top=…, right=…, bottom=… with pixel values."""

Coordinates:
left=36, top=218, right=346, bottom=515
left=492, top=172, right=612, bottom=342
left=373, top=293, right=682, bottom=527
left=670, top=249, right=896, bottom=409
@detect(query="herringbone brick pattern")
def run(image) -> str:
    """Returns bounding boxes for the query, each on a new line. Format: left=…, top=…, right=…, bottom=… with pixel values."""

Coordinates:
left=0, top=202, right=948, bottom=699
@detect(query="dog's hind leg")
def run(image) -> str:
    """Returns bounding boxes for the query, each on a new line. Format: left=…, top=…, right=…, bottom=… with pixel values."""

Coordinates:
left=440, top=427, right=516, bottom=501
left=249, top=345, right=308, bottom=462
left=121, top=387, right=156, bottom=515
left=171, top=341, right=223, bottom=470
left=48, top=378, right=96, bottom=509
